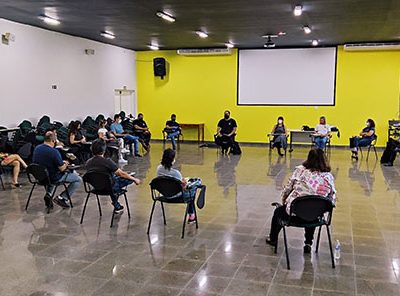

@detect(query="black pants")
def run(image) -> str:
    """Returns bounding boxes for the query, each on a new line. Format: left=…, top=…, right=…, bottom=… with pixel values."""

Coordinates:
left=136, top=132, right=151, bottom=146
left=269, top=205, right=316, bottom=245
left=215, top=135, right=234, bottom=151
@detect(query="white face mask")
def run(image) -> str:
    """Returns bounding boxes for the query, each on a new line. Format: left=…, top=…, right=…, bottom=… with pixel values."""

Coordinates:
left=278, top=119, right=283, bottom=124
left=117, top=119, right=122, bottom=124
left=366, top=122, right=370, bottom=127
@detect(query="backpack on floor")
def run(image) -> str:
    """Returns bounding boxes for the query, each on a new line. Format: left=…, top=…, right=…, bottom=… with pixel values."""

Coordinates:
left=230, top=141, right=242, bottom=155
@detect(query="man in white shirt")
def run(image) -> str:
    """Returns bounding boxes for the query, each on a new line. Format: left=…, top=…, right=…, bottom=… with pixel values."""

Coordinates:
left=314, top=116, right=331, bottom=150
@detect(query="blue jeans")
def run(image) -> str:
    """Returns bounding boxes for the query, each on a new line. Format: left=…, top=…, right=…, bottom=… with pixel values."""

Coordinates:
left=354, top=137, right=372, bottom=148
left=274, top=135, right=288, bottom=149
left=314, top=137, right=328, bottom=150
left=48, top=171, right=82, bottom=200
left=111, top=176, right=134, bottom=207
left=123, top=135, right=140, bottom=156
left=181, top=179, right=202, bottom=214
left=167, top=131, right=180, bottom=150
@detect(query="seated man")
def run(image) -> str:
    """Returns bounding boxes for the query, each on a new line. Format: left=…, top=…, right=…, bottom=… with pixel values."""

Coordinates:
left=132, top=113, right=151, bottom=151
left=86, top=139, right=141, bottom=214
left=164, top=114, right=181, bottom=150
left=110, top=114, right=141, bottom=157
left=381, top=138, right=400, bottom=166
left=313, top=116, right=331, bottom=150
left=215, top=110, right=237, bottom=154
left=32, top=131, right=82, bottom=208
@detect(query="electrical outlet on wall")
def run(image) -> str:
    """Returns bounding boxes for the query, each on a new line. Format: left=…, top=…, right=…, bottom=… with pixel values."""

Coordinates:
left=52, top=85, right=57, bottom=90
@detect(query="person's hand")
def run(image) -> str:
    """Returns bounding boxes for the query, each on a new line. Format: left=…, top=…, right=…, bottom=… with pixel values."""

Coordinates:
left=63, top=160, right=70, bottom=165
left=133, top=177, right=141, bottom=185
left=81, top=138, right=86, bottom=144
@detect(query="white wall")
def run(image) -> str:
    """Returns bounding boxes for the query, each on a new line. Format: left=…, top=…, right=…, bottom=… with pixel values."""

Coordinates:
left=0, top=18, right=136, bottom=127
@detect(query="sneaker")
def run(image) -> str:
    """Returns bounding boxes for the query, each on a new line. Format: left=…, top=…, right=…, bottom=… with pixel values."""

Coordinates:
left=113, top=204, right=124, bottom=215
left=53, top=196, right=70, bottom=208
left=121, top=148, right=130, bottom=154
left=11, top=183, right=21, bottom=189
left=265, top=236, right=277, bottom=247
left=66, top=153, right=77, bottom=161
left=44, top=193, right=53, bottom=209
left=118, top=158, right=128, bottom=164
left=303, top=244, right=312, bottom=254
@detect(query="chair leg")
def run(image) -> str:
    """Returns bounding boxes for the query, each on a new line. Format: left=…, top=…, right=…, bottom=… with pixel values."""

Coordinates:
left=147, top=201, right=156, bottom=234
left=123, top=193, right=131, bottom=219
left=25, top=183, right=36, bottom=211
left=110, top=211, right=115, bottom=228
left=316, top=226, right=322, bottom=253
left=282, top=226, right=290, bottom=270
left=374, top=146, right=378, bottom=159
left=367, top=146, right=371, bottom=161
left=274, top=239, right=278, bottom=254
left=63, top=183, right=73, bottom=208
left=95, top=194, right=102, bottom=216
left=181, top=204, right=189, bottom=239
left=193, top=202, right=199, bottom=229
left=326, top=225, right=336, bottom=268
left=161, top=202, right=167, bottom=225
left=0, top=175, right=5, bottom=190
left=80, top=192, right=91, bottom=224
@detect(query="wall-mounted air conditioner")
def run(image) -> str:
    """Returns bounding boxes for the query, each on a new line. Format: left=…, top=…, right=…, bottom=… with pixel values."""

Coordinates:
left=344, top=43, right=400, bottom=51
left=177, top=48, right=232, bottom=56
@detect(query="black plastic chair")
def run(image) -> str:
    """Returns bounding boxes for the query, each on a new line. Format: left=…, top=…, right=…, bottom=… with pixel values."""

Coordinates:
left=25, top=164, right=73, bottom=213
left=81, top=172, right=131, bottom=228
left=272, top=195, right=335, bottom=270
left=359, top=135, right=378, bottom=161
left=148, top=176, right=198, bottom=239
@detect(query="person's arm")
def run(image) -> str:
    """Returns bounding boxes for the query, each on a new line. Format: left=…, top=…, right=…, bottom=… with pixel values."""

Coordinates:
left=280, top=167, right=301, bottom=203
left=361, top=130, right=374, bottom=138
left=271, top=125, right=277, bottom=135
left=58, top=160, right=69, bottom=172
left=69, top=134, right=80, bottom=145
left=228, top=127, right=237, bottom=137
left=110, top=126, right=126, bottom=137
left=115, top=168, right=141, bottom=184
left=216, top=126, right=222, bottom=136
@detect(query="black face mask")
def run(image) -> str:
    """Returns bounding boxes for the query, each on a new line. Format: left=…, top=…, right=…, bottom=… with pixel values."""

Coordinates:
left=172, top=118, right=176, bottom=122
left=224, top=114, right=230, bottom=120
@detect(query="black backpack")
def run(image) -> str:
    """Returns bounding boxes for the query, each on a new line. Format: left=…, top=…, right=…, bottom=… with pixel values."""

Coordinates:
left=230, top=141, right=242, bottom=155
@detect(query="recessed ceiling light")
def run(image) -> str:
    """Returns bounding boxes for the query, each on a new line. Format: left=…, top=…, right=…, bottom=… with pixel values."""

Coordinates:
left=100, top=31, right=115, bottom=39
left=156, top=11, right=176, bottom=23
left=149, top=44, right=159, bottom=50
left=303, top=26, right=312, bottom=34
left=312, top=39, right=319, bottom=46
left=225, top=42, right=234, bottom=48
left=278, top=31, right=286, bottom=36
left=39, top=15, right=60, bottom=26
left=196, top=31, right=208, bottom=38
left=294, top=5, right=303, bottom=16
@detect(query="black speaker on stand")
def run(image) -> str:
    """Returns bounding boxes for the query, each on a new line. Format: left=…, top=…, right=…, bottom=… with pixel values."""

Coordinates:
left=153, top=57, right=167, bottom=79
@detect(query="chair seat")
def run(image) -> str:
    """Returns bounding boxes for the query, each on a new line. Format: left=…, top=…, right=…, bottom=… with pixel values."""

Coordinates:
left=90, top=188, right=127, bottom=196
left=278, top=217, right=327, bottom=228
left=156, top=195, right=185, bottom=203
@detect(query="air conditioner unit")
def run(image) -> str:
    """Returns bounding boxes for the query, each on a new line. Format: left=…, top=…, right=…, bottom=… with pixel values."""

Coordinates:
left=177, top=48, right=232, bottom=56
left=344, top=43, right=400, bottom=52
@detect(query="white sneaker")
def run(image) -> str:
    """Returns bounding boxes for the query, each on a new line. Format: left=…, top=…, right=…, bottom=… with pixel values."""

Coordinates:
left=118, top=158, right=128, bottom=164
left=121, top=148, right=130, bottom=154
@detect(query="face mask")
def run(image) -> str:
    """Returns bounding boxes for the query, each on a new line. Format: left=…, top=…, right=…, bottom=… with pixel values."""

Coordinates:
left=224, top=114, right=230, bottom=120
left=366, top=122, right=370, bottom=127
left=172, top=118, right=176, bottom=122
left=117, top=119, right=122, bottom=124
left=278, top=119, right=283, bottom=124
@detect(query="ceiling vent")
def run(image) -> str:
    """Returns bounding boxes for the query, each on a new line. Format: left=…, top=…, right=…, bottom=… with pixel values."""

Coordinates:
left=177, top=48, right=232, bottom=56
left=344, top=43, right=400, bottom=51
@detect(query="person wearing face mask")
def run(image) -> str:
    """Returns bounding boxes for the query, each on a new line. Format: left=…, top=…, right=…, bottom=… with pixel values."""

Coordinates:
left=110, top=114, right=141, bottom=157
left=68, top=120, right=91, bottom=163
left=216, top=110, right=238, bottom=154
left=132, top=113, right=151, bottom=151
left=164, top=114, right=181, bottom=150
left=350, top=119, right=376, bottom=161
left=271, top=116, right=288, bottom=156
left=313, top=116, right=331, bottom=150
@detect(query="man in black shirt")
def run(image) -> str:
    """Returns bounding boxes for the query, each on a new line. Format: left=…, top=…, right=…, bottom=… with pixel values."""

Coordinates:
left=86, top=139, right=141, bottom=214
left=132, top=113, right=151, bottom=151
left=216, top=110, right=237, bottom=154
left=164, top=114, right=181, bottom=150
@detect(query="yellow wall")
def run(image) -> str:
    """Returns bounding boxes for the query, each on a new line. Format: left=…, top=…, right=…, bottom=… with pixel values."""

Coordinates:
left=136, top=47, right=400, bottom=146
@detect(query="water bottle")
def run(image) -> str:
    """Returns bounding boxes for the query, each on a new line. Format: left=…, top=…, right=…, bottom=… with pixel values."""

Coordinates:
left=334, top=240, right=341, bottom=260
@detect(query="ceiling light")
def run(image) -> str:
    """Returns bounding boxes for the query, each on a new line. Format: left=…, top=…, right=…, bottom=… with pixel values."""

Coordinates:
left=312, top=39, right=319, bottom=46
left=149, top=44, right=159, bottom=50
left=225, top=42, right=234, bottom=48
left=100, top=31, right=115, bottom=39
left=303, top=26, right=312, bottom=34
left=156, top=11, right=176, bottom=23
left=196, top=31, right=208, bottom=38
left=39, top=16, right=60, bottom=26
left=278, top=31, right=286, bottom=36
left=294, top=5, right=303, bottom=16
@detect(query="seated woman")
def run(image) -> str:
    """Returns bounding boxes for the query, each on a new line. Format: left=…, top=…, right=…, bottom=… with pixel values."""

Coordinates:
left=350, top=119, right=376, bottom=161
left=68, top=121, right=90, bottom=162
left=0, top=152, right=28, bottom=188
left=266, top=148, right=336, bottom=253
left=271, top=116, right=288, bottom=156
left=314, top=116, right=331, bottom=150
left=157, top=148, right=202, bottom=224
left=98, top=119, right=129, bottom=163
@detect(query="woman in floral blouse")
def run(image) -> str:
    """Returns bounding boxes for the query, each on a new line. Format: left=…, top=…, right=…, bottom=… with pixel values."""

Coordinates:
left=266, top=148, right=336, bottom=253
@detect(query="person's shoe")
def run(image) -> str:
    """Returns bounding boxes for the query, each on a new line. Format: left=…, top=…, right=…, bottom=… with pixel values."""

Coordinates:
left=44, top=194, right=53, bottom=209
left=277, top=148, right=284, bottom=157
left=384, top=162, right=394, bottom=167
left=121, top=148, right=130, bottom=154
left=351, top=154, right=358, bottom=161
left=266, top=236, right=277, bottom=247
left=53, top=196, right=70, bottom=208
left=113, top=204, right=124, bottom=215
left=303, top=244, right=312, bottom=254
left=66, top=153, right=77, bottom=161
left=118, top=157, right=128, bottom=164
left=11, top=183, right=21, bottom=189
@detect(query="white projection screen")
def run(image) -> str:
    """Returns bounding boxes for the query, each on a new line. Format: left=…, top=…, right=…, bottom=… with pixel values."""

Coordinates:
left=238, top=47, right=337, bottom=105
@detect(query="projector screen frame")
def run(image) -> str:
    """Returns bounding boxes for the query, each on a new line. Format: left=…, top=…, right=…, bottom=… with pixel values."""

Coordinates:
left=236, top=46, right=338, bottom=106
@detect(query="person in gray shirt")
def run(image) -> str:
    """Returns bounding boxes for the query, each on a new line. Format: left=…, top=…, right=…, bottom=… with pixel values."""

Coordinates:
left=156, top=148, right=202, bottom=224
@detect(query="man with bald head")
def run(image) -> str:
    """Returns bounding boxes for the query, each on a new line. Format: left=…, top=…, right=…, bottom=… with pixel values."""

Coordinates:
left=32, top=131, right=82, bottom=209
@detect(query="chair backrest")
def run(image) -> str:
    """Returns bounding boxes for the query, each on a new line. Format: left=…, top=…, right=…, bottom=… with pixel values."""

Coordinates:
left=150, top=176, right=183, bottom=199
left=83, top=171, right=114, bottom=195
left=38, top=115, right=51, bottom=127
left=371, top=134, right=378, bottom=145
left=290, top=195, right=334, bottom=223
left=26, top=164, right=51, bottom=186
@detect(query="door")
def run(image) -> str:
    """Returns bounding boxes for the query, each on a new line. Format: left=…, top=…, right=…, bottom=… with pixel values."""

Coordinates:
left=114, top=89, right=136, bottom=117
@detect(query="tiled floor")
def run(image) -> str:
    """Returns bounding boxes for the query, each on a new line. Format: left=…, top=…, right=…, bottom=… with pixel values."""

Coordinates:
left=0, top=143, right=399, bottom=296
